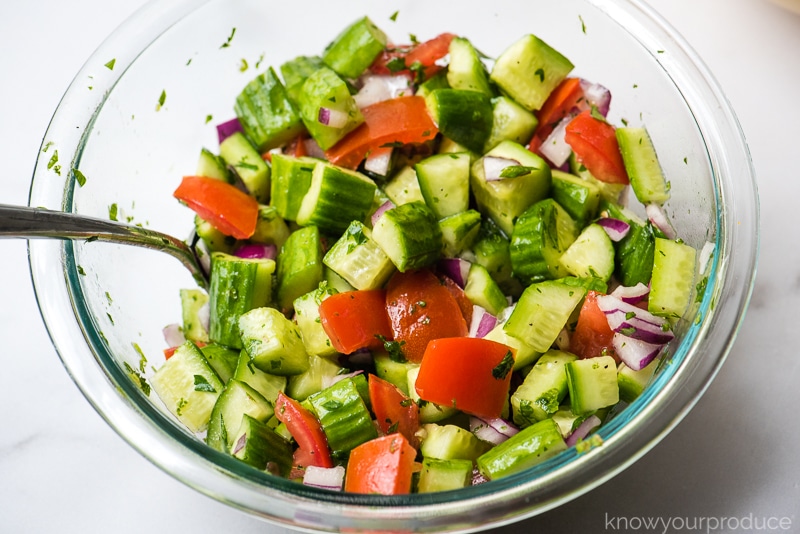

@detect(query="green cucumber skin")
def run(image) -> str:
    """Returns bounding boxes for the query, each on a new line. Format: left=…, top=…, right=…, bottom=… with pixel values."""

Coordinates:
left=321, top=16, right=387, bottom=79
left=565, top=355, right=620, bottom=415
left=648, top=237, right=696, bottom=318
left=511, top=350, right=577, bottom=427
left=439, top=209, right=482, bottom=258
left=476, top=418, right=567, bottom=480
left=296, top=163, right=377, bottom=235
left=219, top=132, right=271, bottom=204
left=417, top=457, right=473, bottom=493
left=308, top=377, right=377, bottom=458
left=447, top=36, right=495, bottom=97
left=297, top=67, right=364, bottom=150
left=415, top=152, right=471, bottom=220
left=196, top=148, right=232, bottom=183
left=230, top=414, right=294, bottom=475
left=490, top=34, right=574, bottom=112
left=208, top=253, right=275, bottom=350
left=426, top=89, right=494, bottom=154
left=550, top=170, right=601, bottom=226
left=464, top=263, right=507, bottom=316
left=276, top=226, right=324, bottom=312
left=280, top=55, right=325, bottom=106
left=509, top=198, right=579, bottom=284
left=616, top=127, right=671, bottom=204
left=235, top=67, right=305, bottom=152
left=372, top=201, right=443, bottom=272
left=206, top=379, right=274, bottom=453
left=200, top=343, right=240, bottom=384
left=615, top=220, right=656, bottom=287
left=269, top=155, right=318, bottom=222
left=233, top=349, right=287, bottom=404
left=238, top=307, right=310, bottom=376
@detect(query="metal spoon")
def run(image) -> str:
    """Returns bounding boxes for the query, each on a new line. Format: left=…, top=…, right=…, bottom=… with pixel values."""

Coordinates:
left=0, top=204, right=208, bottom=289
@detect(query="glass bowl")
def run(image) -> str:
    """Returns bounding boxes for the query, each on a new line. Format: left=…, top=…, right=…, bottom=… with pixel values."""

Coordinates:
left=28, top=0, right=758, bottom=531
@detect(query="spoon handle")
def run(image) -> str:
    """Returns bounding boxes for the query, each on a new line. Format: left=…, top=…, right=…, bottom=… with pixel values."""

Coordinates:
left=0, top=204, right=208, bottom=288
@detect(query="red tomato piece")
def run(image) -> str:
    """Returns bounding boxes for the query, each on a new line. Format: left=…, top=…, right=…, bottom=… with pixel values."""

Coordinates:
left=368, top=374, right=420, bottom=448
left=414, top=337, right=514, bottom=419
left=569, top=291, right=618, bottom=362
left=163, top=340, right=206, bottom=360
left=274, top=392, right=333, bottom=469
left=564, top=110, right=630, bottom=184
left=439, top=274, right=473, bottom=327
left=324, top=96, right=438, bottom=170
left=173, top=176, right=259, bottom=239
left=344, top=434, right=416, bottom=495
left=534, top=77, right=584, bottom=139
left=385, top=270, right=469, bottom=363
left=318, top=290, right=394, bottom=354
left=370, top=33, right=456, bottom=80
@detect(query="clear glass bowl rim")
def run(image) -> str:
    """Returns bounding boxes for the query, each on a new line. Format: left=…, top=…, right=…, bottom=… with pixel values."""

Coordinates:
left=27, top=0, right=759, bottom=531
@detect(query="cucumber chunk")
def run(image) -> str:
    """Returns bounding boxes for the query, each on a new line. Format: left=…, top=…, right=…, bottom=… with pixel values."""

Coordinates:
left=229, top=414, right=294, bottom=475
left=509, top=198, right=579, bottom=284
left=616, top=127, right=671, bottom=204
left=323, top=221, right=395, bottom=290
left=415, top=152, right=471, bottom=219
left=235, top=67, right=305, bottom=152
left=208, top=253, right=275, bottom=349
left=251, top=205, right=291, bottom=248
left=151, top=341, right=223, bottom=433
left=417, top=457, right=473, bottom=493
left=565, top=355, right=620, bottom=415
left=471, top=140, right=552, bottom=237
left=484, top=96, right=538, bottom=153
left=439, top=210, right=482, bottom=258
left=425, top=88, right=493, bottom=153
left=372, top=201, right=443, bottom=272
left=206, top=379, right=274, bottom=452
left=280, top=55, right=325, bottom=106
left=269, top=154, right=318, bottom=222
left=490, top=34, right=574, bottom=111
left=482, top=322, right=540, bottom=371
left=286, top=354, right=343, bottom=401
left=297, top=67, right=364, bottom=150
left=180, top=288, right=209, bottom=343
left=476, top=418, right=567, bottom=480
left=420, top=424, right=488, bottom=461
left=308, top=377, right=377, bottom=458
left=219, top=131, right=271, bottom=203
left=383, top=165, right=425, bottom=206
left=296, top=162, right=377, bottom=234
left=321, top=16, right=387, bottom=79
left=196, top=148, right=231, bottom=182
left=558, top=223, right=615, bottom=282
left=293, top=283, right=339, bottom=358
left=511, top=350, right=577, bottom=427
left=551, top=170, right=601, bottom=226
left=276, top=225, right=324, bottom=312
left=194, top=215, right=236, bottom=254
left=233, top=349, right=287, bottom=404
left=504, top=279, right=586, bottom=352
left=648, top=237, right=697, bottom=318
left=464, top=263, right=507, bottom=316
left=447, top=36, right=494, bottom=96
left=618, top=357, right=662, bottom=403
left=238, top=307, right=310, bottom=376
left=200, top=343, right=240, bottom=384
left=374, top=350, right=418, bottom=396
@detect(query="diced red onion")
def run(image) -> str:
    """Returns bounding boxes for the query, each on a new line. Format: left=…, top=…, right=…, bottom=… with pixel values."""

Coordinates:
left=471, top=468, right=489, bottom=486
left=302, top=465, right=345, bottom=491
left=364, top=146, right=393, bottom=176
left=579, top=79, right=612, bottom=117
left=234, top=243, right=277, bottom=260
left=612, top=332, right=663, bottom=371
left=483, top=156, right=520, bottom=181
left=596, top=294, right=674, bottom=345
left=354, top=74, right=413, bottom=108
left=371, top=199, right=395, bottom=226
left=470, top=416, right=519, bottom=445
left=698, top=241, right=716, bottom=274
left=468, top=306, right=498, bottom=338
left=162, top=323, right=186, bottom=347
left=216, top=117, right=243, bottom=144
left=303, top=137, right=326, bottom=159
left=565, top=414, right=602, bottom=447
left=347, top=348, right=373, bottom=365
left=645, top=203, right=677, bottom=240
left=596, top=217, right=631, bottom=242
left=610, top=282, right=650, bottom=304
left=232, top=432, right=248, bottom=455
left=438, top=258, right=471, bottom=288
left=322, top=369, right=364, bottom=390
left=539, top=115, right=575, bottom=168
left=318, top=107, right=349, bottom=128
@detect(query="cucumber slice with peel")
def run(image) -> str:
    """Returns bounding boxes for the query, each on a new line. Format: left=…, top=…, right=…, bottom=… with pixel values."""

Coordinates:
left=558, top=223, right=615, bottom=281
left=648, top=237, right=697, bottom=319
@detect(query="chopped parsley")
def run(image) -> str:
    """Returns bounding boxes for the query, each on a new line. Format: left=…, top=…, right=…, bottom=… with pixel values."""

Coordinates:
left=491, top=351, right=514, bottom=380
left=499, top=165, right=536, bottom=179
left=77, top=265, right=86, bottom=276
left=389, top=10, right=399, bottom=22
left=386, top=56, right=407, bottom=73
left=239, top=58, right=249, bottom=72
left=193, top=374, right=217, bottom=393
left=387, top=421, right=399, bottom=434
left=255, top=53, right=265, bottom=69
left=346, top=223, right=369, bottom=253
left=108, top=203, right=118, bottom=221
left=156, top=89, right=167, bottom=111
left=534, top=68, right=545, bottom=82
left=73, top=169, right=87, bottom=187
left=47, top=150, right=59, bottom=171
left=408, top=60, right=426, bottom=85
left=220, top=27, right=236, bottom=49
left=376, top=334, right=407, bottom=363
left=205, top=114, right=213, bottom=124
left=42, top=141, right=53, bottom=153
left=695, top=276, right=708, bottom=303
left=321, top=400, right=343, bottom=411
left=124, top=362, right=151, bottom=396
left=104, top=58, right=116, bottom=70
left=579, top=14, right=587, bottom=34
left=132, top=342, right=148, bottom=373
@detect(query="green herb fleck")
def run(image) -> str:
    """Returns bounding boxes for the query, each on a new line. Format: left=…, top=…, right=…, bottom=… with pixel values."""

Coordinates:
left=534, top=68, right=545, bottom=82
left=346, top=224, right=368, bottom=253
left=408, top=60, right=425, bottom=85
left=499, top=165, right=536, bottom=179
left=42, top=141, right=53, bottom=153
left=186, top=58, right=193, bottom=66
left=399, top=399, right=413, bottom=408
left=47, top=150, right=59, bottom=171
left=205, top=114, right=213, bottom=124
left=491, top=351, right=515, bottom=380
left=380, top=141, right=404, bottom=149
left=239, top=58, right=249, bottom=72
left=132, top=342, right=148, bottom=373
left=683, top=157, right=688, bottom=165
left=220, top=27, right=236, bottom=49
left=236, top=159, right=259, bottom=171
left=156, top=89, right=166, bottom=111
left=104, top=58, right=116, bottom=70
left=108, top=203, right=118, bottom=221
left=620, top=327, right=636, bottom=337
left=176, top=398, right=188, bottom=416
left=579, top=15, right=587, bottom=33
left=193, top=374, right=217, bottom=393
left=387, top=421, right=399, bottom=434
left=590, top=105, right=607, bottom=123
left=386, top=56, right=407, bottom=73
left=624, top=311, right=636, bottom=320
left=376, top=334, right=407, bottom=363
left=409, top=33, right=419, bottom=44
left=321, top=400, right=342, bottom=411
left=695, top=277, right=708, bottom=303
left=106, top=313, right=114, bottom=325
left=73, top=169, right=87, bottom=187
left=124, top=361, right=151, bottom=396
left=575, top=433, right=604, bottom=453
left=255, top=53, right=265, bottom=69
left=77, top=265, right=86, bottom=276
left=389, top=10, right=399, bottom=22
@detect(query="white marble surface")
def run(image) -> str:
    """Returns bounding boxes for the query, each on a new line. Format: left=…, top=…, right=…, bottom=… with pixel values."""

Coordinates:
left=1, top=1, right=797, bottom=532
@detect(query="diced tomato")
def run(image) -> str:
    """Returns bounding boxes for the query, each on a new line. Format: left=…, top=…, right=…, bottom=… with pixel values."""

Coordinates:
left=344, top=434, right=416, bottom=495
left=570, top=291, right=618, bottom=362
left=564, top=110, right=629, bottom=184
left=385, top=270, right=469, bottom=363
left=368, top=374, right=420, bottom=447
left=163, top=341, right=206, bottom=359
left=415, top=337, right=514, bottom=419
left=438, top=274, right=473, bottom=327
left=534, top=77, right=584, bottom=140
left=318, top=290, right=394, bottom=354
left=370, top=33, right=456, bottom=80
left=173, top=175, right=259, bottom=239
left=274, top=392, right=333, bottom=469
left=324, top=96, right=438, bottom=170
